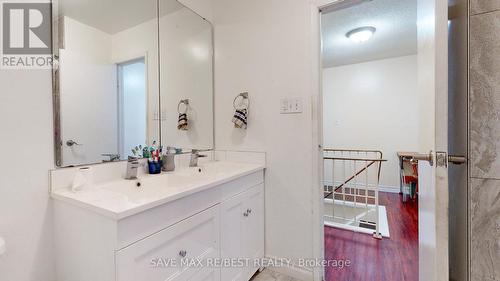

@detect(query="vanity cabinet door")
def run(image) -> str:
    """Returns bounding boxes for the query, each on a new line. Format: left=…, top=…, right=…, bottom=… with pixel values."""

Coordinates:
left=220, top=191, right=246, bottom=281
left=116, top=206, right=220, bottom=281
left=242, top=184, right=264, bottom=267
left=220, top=184, right=264, bottom=281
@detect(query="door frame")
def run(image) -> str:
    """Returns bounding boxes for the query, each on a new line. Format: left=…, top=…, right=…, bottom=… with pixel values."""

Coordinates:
left=310, top=0, right=451, bottom=280
left=310, top=2, right=324, bottom=280
left=115, top=54, right=149, bottom=157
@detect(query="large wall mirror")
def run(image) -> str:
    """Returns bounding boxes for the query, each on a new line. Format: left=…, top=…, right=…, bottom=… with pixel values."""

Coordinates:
left=53, top=0, right=214, bottom=167
left=159, top=0, right=214, bottom=150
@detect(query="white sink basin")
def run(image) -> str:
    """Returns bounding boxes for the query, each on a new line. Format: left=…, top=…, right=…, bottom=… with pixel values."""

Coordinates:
left=98, top=173, right=210, bottom=204
left=51, top=161, right=264, bottom=219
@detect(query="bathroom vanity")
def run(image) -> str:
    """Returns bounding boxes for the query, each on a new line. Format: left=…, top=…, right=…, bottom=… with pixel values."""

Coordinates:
left=51, top=160, right=265, bottom=281
left=49, top=0, right=264, bottom=280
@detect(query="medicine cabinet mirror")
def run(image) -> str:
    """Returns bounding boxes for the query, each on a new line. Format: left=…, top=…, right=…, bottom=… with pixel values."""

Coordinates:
left=52, top=0, right=214, bottom=167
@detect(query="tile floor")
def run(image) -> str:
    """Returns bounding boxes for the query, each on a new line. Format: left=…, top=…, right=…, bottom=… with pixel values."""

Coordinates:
left=251, top=269, right=303, bottom=281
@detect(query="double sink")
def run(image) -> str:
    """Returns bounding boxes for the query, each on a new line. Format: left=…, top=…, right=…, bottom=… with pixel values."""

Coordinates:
left=51, top=160, right=265, bottom=219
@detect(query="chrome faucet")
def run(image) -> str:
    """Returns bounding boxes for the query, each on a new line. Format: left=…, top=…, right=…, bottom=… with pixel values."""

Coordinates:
left=125, top=157, right=140, bottom=180
left=102, top=153, right=120, bottom=162
left=189, top=149, right=208, bottom=167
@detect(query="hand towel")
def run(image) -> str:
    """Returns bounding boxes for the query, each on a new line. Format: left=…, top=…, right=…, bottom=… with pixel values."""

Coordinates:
left=232, top=108, right=248, bottom=129
left=177, top=113, right=188, bottom=130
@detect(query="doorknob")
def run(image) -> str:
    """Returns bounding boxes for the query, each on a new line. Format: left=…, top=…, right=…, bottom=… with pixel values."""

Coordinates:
left=66, top=140, right=82, bottom=147
left=410, top=151, right=434, bottom=166
left=410, top=151, right=466, bottom=167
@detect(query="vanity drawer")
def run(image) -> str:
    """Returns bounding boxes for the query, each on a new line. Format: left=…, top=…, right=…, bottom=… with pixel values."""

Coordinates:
left=115, top=206, right=220, bottom=281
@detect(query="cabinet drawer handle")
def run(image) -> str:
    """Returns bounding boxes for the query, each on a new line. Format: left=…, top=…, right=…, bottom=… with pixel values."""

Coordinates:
left=179, top=250, right=187, bottom=258
left=243, top=208, right=253, bottom=217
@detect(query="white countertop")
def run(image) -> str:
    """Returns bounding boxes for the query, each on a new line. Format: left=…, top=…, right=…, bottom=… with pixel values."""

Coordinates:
left=51, top=161, right=264, bottom=220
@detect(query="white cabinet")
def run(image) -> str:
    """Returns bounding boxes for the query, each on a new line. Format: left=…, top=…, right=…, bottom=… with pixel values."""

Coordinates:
left=220, top=191, right=246, bottom=281
left=53, top=170, right=265, bottom=281
left=221, top=184, right=264, bottom=281
left=116, top=206, right=220, bottom=281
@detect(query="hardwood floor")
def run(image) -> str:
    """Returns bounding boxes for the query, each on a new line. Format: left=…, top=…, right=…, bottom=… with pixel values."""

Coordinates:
left=324, top=192, right=418, bottom=281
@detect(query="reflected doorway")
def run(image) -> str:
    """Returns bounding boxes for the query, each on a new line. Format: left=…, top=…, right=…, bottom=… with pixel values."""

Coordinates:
left=118, top=58, right=147, bottom=159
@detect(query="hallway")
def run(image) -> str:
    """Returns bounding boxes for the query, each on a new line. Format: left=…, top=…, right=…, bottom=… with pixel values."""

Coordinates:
left=324, top=192, right=418, bottom=281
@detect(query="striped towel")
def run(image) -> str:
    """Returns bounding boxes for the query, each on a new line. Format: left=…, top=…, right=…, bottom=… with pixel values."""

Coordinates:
left=232, top=109, right=248, bottom=129
left=177, top=113, right=188, bottom=130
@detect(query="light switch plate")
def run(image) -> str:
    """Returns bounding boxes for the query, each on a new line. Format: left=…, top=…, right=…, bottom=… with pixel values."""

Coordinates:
left=280, top=97, right=303, bottom=114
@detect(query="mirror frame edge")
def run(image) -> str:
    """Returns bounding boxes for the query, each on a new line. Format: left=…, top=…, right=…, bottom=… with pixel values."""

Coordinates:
left=51, top=0, right=62, bottom=167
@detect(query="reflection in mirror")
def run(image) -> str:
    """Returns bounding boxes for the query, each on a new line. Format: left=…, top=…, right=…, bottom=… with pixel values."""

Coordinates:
left=159, top=0, right=214, bottom=150
left=55, top=0, right=159, bottom=166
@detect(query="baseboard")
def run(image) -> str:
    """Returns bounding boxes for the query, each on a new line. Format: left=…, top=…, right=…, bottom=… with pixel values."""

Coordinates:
left=264, top=255, right=314, bottom=281
left=378, top=186, right=400, bottom=193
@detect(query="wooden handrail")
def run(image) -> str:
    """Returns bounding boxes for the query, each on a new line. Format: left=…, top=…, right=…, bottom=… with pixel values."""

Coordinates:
left=323, top=148, right=386, bottom=199
left=323, top=157, right=387, bottom=162
left=324, top=160, right=377, bottom=198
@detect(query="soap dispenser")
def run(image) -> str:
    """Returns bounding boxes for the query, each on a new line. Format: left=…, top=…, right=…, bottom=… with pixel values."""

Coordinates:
left=162, top=147, right=176, bottom=172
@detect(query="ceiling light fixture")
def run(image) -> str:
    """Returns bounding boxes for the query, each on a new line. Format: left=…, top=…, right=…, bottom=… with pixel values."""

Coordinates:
left=346, top=26, right=376, bottom=43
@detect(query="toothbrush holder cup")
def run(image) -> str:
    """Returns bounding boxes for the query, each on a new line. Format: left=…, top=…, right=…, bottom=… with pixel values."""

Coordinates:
left=148, top=160, right=162, bottom=174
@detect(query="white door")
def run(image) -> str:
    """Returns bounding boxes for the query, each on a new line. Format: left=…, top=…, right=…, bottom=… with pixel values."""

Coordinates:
left=59, top=46, right=118, bottom=166
left=416, top=0, right=461, bottom=280
left=118, top=58, right=147, bottom=158
left=315, top=0, right=461, bottom=280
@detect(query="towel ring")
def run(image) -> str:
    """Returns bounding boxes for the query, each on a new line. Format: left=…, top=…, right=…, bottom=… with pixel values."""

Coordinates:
left=177, top=99, right=189, bottom=114
left=233, top=92, right=249, bottom=111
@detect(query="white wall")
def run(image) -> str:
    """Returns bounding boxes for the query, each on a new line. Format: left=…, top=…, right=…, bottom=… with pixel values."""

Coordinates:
left=60, top=17, right=118, bottom=165
left=322, top=55, right=419, bottom=190
left=212, top=0, right=319, bottom=278
left=165, top=2, right=323, bottom=279
left=0, top=70, right=54, bottom=281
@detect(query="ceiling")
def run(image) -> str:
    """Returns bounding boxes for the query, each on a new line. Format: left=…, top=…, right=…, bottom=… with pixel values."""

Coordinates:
left=321, top=0, right=417, bottom=68
left=60, top=0, right=184, bottom=34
